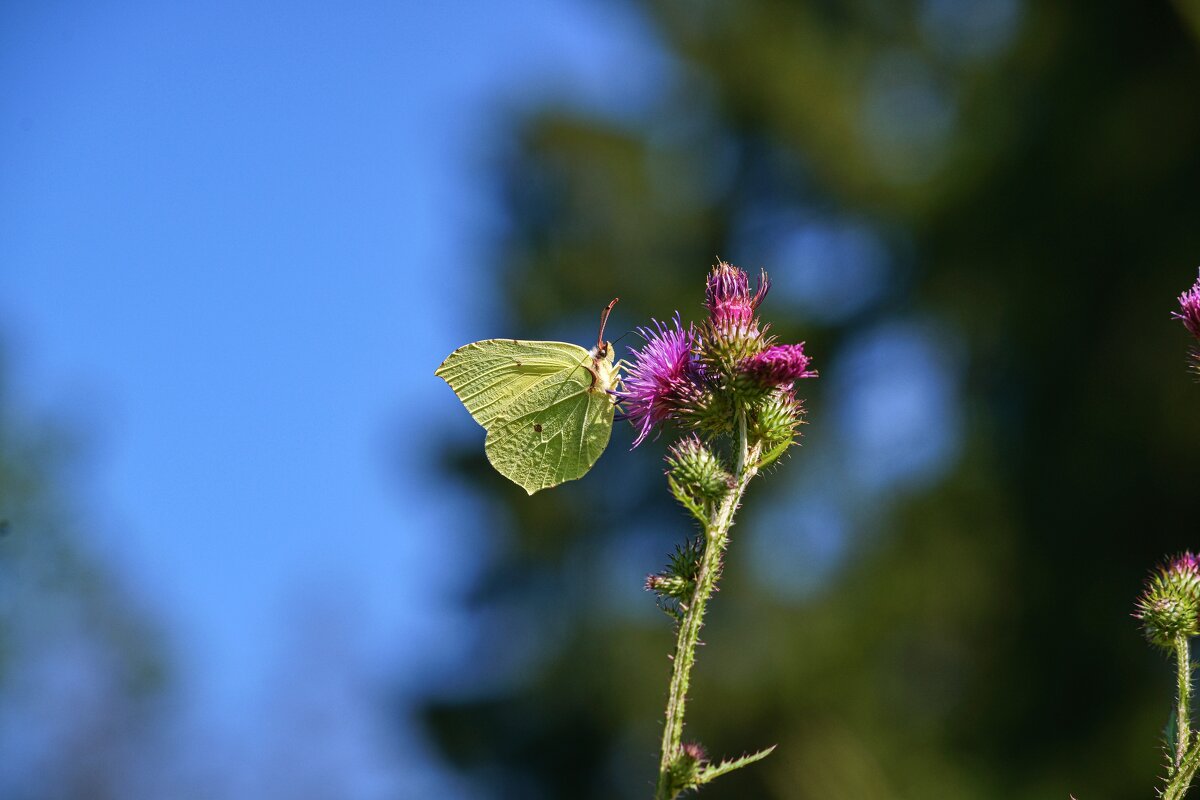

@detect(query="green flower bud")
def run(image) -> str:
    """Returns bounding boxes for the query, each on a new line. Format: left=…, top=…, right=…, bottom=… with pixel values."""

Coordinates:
left=678, top=386, right=735, bottom=438
left=750, top=387, right=805, bottom=448
left=645, top=573, right=691, bottom=600
left=666, top=742, right=707, bottom=794
left=666, top=435, right=731, bottom=501
left=646, top=538, right=703, bottom=611
left=1135, top=553, right=1200, bottom=648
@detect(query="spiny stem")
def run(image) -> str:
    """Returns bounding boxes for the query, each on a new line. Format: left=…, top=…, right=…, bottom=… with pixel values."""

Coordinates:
left=655, top=412, right=760, bottom=800
left=1163, top=639, right=1197, bottom=800
left=1165, top=739, right=1200, bottom=800
left=1178, top=635, right=1193, bottom=772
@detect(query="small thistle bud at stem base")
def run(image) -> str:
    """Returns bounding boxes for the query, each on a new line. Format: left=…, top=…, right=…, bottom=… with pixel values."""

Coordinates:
left=665, top=742, right=707, bottom=795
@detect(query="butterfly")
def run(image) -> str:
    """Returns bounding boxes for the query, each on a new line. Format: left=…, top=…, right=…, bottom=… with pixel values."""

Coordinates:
left=436, top=299, right=622, bottom=495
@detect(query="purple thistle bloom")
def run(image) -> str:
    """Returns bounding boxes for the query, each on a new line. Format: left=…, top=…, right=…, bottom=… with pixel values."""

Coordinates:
left=740, top=343, right=817, bottom=386
left=705, top=261, right=770, bottom=331
left=1175, top=272, right=1200, bottom=340
left=619, top=316, right=703, bottom=447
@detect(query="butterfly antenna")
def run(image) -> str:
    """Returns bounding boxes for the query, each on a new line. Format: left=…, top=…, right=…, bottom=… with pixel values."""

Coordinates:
left=609, top=329, right=635, bottom=347
left=596, top=297, right=619, bottom=352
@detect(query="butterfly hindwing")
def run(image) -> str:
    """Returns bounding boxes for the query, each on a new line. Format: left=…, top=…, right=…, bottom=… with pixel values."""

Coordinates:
left=484, top=367, right=615, bottom=495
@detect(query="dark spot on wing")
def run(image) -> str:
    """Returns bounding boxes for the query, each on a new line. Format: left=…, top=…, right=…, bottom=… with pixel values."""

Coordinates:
left=514, top=359, right=522, bottom=366
left=534, top=423, right=543, bottom=432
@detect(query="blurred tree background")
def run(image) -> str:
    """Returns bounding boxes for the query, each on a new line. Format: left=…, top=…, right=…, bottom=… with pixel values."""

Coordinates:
left=421, top=2, right=1200, bottom=799
left=0, top=350, right=174, bottom=799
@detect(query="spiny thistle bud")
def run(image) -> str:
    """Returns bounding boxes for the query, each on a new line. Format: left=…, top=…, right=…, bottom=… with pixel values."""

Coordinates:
left=666, top=435, right=731, bottom=501
left=750, top=387, right=805, bottom=448
left=681, top=741, right=708, bottom=764
left=703, top=261, right=771, bottom=374
left=1134, top=553, right=1200, bottom=648
left=666, top=742, right=707, bottom=794
left=678, top=384, right=736, bottom=437
left=645, top=572, right=691, bottom=600
left=646, top=538, right=703, bottom=604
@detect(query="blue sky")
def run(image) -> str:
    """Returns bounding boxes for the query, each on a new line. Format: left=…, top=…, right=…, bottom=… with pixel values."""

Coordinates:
left=1, top=1, right=663, bottom=793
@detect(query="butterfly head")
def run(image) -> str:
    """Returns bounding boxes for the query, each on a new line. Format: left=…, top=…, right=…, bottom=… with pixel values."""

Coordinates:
left=589, top=341, right=619, bottom=392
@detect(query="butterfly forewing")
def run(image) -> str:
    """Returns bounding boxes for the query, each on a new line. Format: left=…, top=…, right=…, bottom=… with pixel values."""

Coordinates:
left=435, top=339, right=591, bottom=426
left=484, top=368, right=616, bottom=495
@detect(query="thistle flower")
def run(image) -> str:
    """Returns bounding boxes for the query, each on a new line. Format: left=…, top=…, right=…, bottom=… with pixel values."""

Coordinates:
left=1175, top=272, right=1200, bottom=340
left=1134, top=552, right=1200, bottom=648
left=739, top=343, right=817, bottom=387
left=619, top=316, right=703, bottom=446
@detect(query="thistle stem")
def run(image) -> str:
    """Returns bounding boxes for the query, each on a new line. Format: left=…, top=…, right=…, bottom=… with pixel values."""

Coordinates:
left=1164, top=740, right=1200, bottom=800
left=1178, top=635, right=1193, bottom=772
left=655, top=412, right=760, bottom=800
left=1162, top=638, right=1197, bottom=800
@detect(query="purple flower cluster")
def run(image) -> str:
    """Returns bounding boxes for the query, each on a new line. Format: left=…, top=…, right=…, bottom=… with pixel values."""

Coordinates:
left=1175, top=272, right=1200, bottom=340
left=619, top=262, right=816, bottom=446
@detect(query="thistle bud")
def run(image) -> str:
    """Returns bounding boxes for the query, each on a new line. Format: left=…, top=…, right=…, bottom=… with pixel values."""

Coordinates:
left=646, top=538, right=703, bottom=604
left=750, top=387, right=805, bottom=448
left=702, top=261, right=770, bottom=374
left=666, top=742, right=707, bottom=793
left=645, top=573, right=691, bottom=600
left=666, top=435, right=731, bottom=501
left=677, top=385, right=735, bottom=437
left=1134, top=553, right=1200, bottom=648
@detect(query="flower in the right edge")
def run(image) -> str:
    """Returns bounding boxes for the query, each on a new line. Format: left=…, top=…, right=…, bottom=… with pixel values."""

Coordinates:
left=1175, top=272, right=1200, bottom=340
left=1135, top=552, right=1200, bottom=648
left=619, top=316, right=703, bottom=446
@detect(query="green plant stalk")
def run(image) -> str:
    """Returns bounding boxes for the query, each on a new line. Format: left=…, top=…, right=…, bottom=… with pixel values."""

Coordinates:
left=1179, top=634, right=1193, bottom=772
left=1165, top=740, right=1200, bottom=800
left=655, top=413, right=761, bottom=800
left=1164, top=638, right=1196, bottom=800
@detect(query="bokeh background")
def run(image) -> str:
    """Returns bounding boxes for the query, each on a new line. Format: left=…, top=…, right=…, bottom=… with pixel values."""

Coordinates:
left=4, top=1, right=1200, bottom=798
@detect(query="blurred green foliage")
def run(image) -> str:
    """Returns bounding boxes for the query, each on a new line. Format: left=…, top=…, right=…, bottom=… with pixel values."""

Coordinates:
left=423, top=2, right=1200, bottom=798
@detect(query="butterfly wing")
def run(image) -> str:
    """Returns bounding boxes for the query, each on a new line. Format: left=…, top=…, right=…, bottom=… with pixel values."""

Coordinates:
left=435, top=339, right=590, bottom=426
left=483, top=365, right=615, bottom=495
